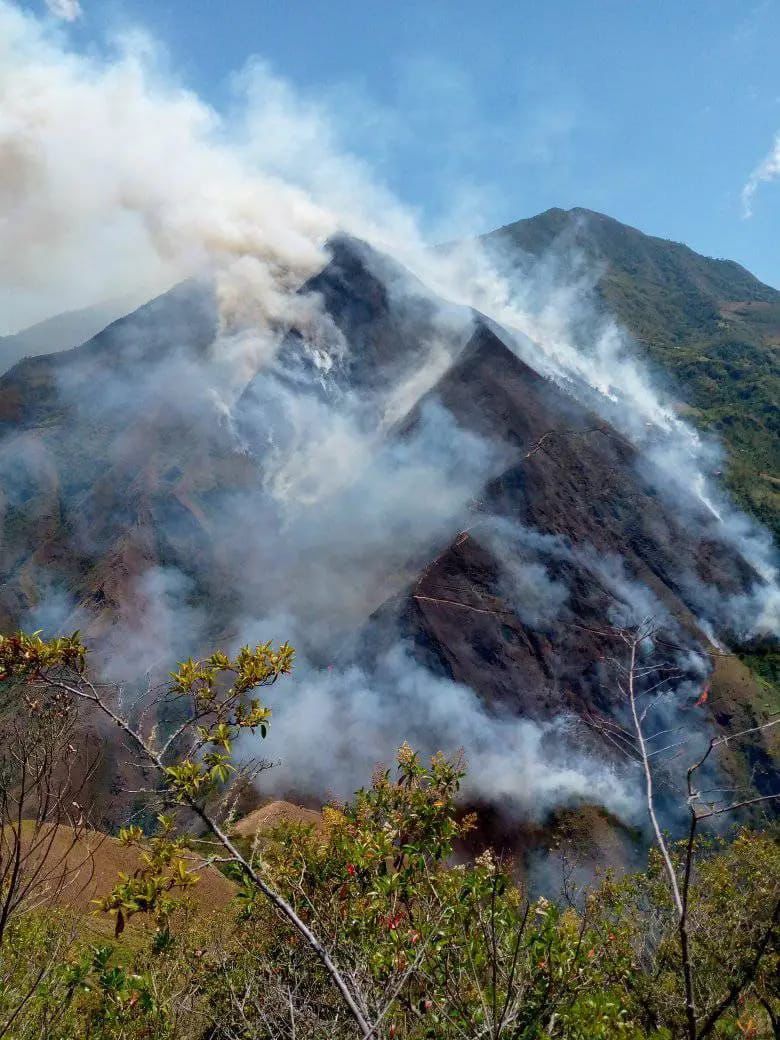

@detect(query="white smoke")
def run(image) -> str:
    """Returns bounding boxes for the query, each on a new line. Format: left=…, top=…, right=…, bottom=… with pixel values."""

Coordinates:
left=0, top=3, right=441, bottom=339
left=741, top=131, right=780, bottom=218
left=0, top=4, right=335, bottom=334
left=418, top=232, right=692, bottom=438
left=228, top=395, right=509, bottom=644
left=476, top=519, right=570, bottom=630
left=234, top=636, right=640, bottom=823
left=414, top=229, right=779, bottom=636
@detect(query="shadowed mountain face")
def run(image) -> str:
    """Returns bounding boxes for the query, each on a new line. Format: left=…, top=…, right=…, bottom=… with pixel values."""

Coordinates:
left=367, top=320, right=759, bottom=727
left=0, top=226, right=776, bottom=820
left=238, top=234, right=472, bottom=440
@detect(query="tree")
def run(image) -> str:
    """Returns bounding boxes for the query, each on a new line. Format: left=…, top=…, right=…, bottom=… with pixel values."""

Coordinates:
left=0, top=630, right=375, bottom=1037
left=0, top=628, right=778, bottom=1039
left=0, top=636, right=100, bottom=1037
left=589, top=621, right=780, bottom=1040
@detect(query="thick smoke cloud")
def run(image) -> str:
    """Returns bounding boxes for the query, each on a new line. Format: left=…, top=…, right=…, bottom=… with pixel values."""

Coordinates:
left=232, top=636, right=640, bottom=823
left=0, top=4, right=335, bottom=334
left=0, top=2, right=435, bottom=338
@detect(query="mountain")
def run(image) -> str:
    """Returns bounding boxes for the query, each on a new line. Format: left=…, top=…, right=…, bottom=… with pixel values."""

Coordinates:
left=478, top=207, right=780, bottom=541
left=0, top=297, right=141, bottom=377
left=0, top=219, right=776, bottom=828
left=0, top=280, right=237, bottom=666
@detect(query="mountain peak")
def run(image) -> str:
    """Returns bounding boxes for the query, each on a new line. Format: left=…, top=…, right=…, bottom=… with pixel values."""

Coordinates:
left=485, top=206, right=777, bottom=296
left=476, top=205, right=780, bottom=541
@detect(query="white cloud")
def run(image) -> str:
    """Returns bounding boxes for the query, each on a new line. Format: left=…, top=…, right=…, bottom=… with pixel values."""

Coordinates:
left=741, top=131, right=780, bottom=217
left=45, top=0, right=82, bottom=22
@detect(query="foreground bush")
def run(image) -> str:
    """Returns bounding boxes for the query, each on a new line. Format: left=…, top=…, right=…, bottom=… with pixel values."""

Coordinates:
left=0, top=752, right=776, bottom=1039
left=0, top=632, right=777, bottom=1038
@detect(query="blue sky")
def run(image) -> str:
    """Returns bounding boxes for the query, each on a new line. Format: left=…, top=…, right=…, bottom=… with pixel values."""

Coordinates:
left=42, top=0, right=780, bottom=286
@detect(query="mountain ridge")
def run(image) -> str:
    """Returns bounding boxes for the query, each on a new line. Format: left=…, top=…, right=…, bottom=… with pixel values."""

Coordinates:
left=477, top=206, right=780, bottom=540
left=483, top=206, right=778, bottom=295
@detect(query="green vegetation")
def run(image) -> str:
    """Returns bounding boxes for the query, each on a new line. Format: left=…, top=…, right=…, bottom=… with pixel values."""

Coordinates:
left=738, top=645, right=780, bottom=716
left=0, top=631, right=777, bottom=1038
left=0, top=756, right=777, bottom=1038
left=483, top=207, right=780, bottom=541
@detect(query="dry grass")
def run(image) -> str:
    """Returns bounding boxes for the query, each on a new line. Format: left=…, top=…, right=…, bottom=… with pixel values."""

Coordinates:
left=232, top=800, right=323, bottom=839
left=19, top=821, right=235, bottom=916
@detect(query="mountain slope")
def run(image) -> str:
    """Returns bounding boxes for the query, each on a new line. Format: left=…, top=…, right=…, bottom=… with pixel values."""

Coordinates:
left=0, top=280, right=231, bottom=660
left=0, top=297, right=141, bottom=377
left=365, top=319, right=776, bottom=800
left=478, top=207, right=780, bottom=540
